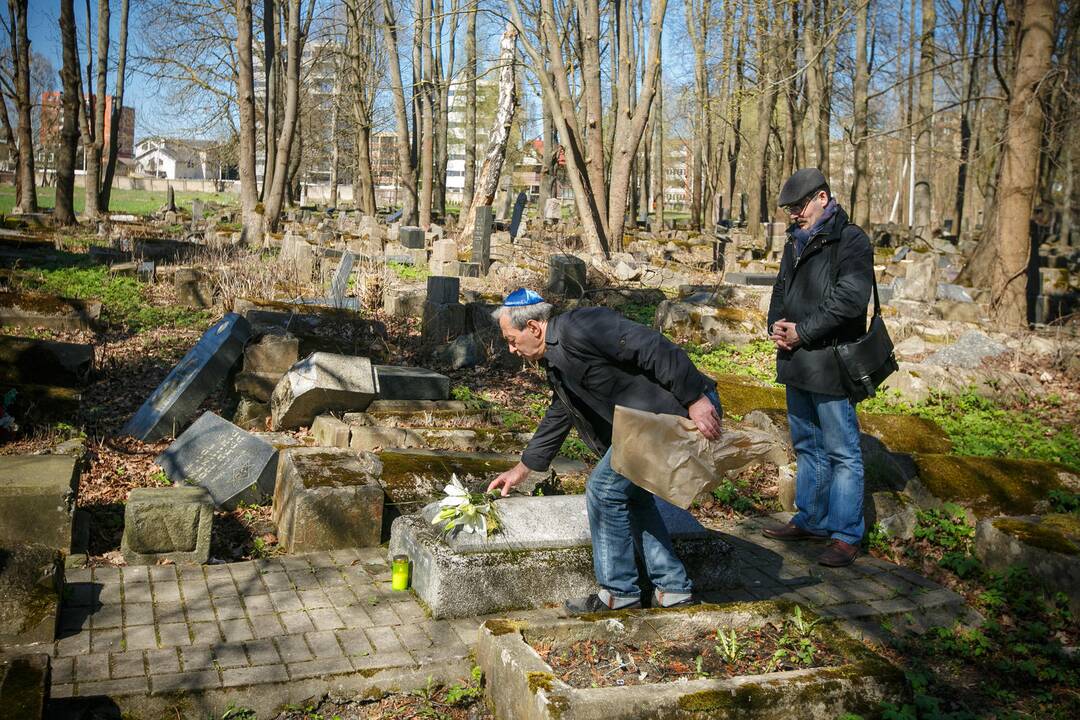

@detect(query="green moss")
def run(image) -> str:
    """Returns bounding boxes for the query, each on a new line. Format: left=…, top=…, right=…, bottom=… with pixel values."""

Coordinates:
left=992, top=514, right=1080, bottom=556
left=379, top=451, right=517, bottom=488
left=483, top=618, right=525, bottom=636
left=678, top=684, right=782, bottom=712
left=711, top=374, right=787, bottom=416
left=0, top=290, right=93, bottom=315
left=526, top=671, right=555, bottom=693
left=291, top=451, right=377, bottom=488
left=913, top=453, right=1077, bottom=518
left=858, top=414, right=953, bottom=454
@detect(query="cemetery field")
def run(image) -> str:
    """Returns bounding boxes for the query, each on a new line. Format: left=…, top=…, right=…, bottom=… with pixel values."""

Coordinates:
left=0, top=182, right=238, bottom=216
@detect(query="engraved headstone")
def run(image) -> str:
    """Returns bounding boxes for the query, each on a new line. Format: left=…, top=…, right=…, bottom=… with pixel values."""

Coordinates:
left=544, top=198, right=561, bottom=222
left=271, top=352, right=380, bottom=430
left=121, top=313, right=251, bottom=441
left=328, top=250, right=356, bottom=307
left=508, top=192, right=527, bottom=240
left=375, top=365, right=450, bottom=401
left=471, top=205, right=494, bottom=274
left=192, top=199, right=204, bottom=224
left=156, top=412, right=278, bottom=509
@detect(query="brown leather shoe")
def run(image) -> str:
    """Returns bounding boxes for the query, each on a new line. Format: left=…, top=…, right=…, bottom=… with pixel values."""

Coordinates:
left=818, top=539, right=859, bottom=567
left=762, top=522, right=829, bottom=542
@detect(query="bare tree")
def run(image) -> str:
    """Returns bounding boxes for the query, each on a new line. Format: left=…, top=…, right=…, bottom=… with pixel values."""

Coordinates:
left=461, top=0, right=477, bottom=216
left=850, top=0, right=871, bottom=227
left=345, top=0, right=379, bottom=215
left=261, top=0, right=304, bottom=230
left=55, top=0, right=80, bottom=225
left=99, top=0, right=130, bottom=211
left=746, top=0, right=779, bottom=235
left=236, top=0, right=263, bottom=237
left=4, top=0, right=37, bottom=213
left=913, top=0, right=936, bottom=235
left=381, top=0, right=418, bottom=223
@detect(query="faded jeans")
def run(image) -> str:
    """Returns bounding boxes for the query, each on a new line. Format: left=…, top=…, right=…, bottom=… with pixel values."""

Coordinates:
left=786, top=385, right=865, bottom=545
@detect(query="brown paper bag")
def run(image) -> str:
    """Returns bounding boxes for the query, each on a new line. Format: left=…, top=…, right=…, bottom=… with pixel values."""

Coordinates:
left=610, top=404, right=783, bottom=509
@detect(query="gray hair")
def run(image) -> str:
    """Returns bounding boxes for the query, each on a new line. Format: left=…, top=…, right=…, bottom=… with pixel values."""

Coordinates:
left=492, top=302, right=554, bottom=330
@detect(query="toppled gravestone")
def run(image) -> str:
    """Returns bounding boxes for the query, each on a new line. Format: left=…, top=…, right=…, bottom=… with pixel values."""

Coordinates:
left=0, top=455, right=79, bottom=553
left=0, top=545, right=63, bottom=645
left=0, top=291, right=102, bottom=332
left=389, top=495, right=736, bottom=618
left=375, top=365, right=450, bottom=401
left=975, top=514, right=1080, bottom=614
left=235, top=332, right=300, bottom=402
left=271, top=353, right=379, bottom=430
left=156, top=412, right=278, bottom=509
left=121, top=486, right=214, bottom=565
left=122, top=313, right=251, bottom=441
left=272, top=447, right=384, bottom=553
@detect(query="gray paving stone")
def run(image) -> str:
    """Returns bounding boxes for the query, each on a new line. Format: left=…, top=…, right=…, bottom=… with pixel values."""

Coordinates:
left=76, top=653, right=110, bottom=682
left=91, top=604, right=123, bottom=629
left=90, top=628, right=123, bottom=654
left=308, top=608, right=344, bottom=631
left=228, top=562, right=260, bottom=584
left=280, top=611, right=315, bottom=635
left=179, top=577, right=210, bottom=601
left=58, top=608, right=87, bottom=633
left=287, top=656, right=352, bottom=680
left=275, top=635, right=313, bottom=663
left=391, top=598, right=427, bottom=623
left=146, top=648, right=181, bottom=675
left=64, top=582, right=95, bottom=608
left=66, top=568, right=92, bottom=584
left=121, top=566, right=150, bottom=583
left=365, top=625, right=404, bottom=654
left=411, top=642, right=470, bottom=664
left=52, top=656, right=75, bottom=684
left=279, top=556, right=312, bottom=572
left=287, top=569, right=321, bottom=590
left=821, top=602, right=877, bottom=620
left=151, top=580, right=182, bottom=604
left=305, top=630, right=344, bottom=659
left=151, top=669, right=221, bottom=693
left=123, top=582, right=153, bottom=604
left=211, top=642, right=248, bottom=669
left=184, top=600, right=216, bottom=622
left=872, top=572, right=920, bottom=595
left=262, top=572, right=294, bottom=593
left=157, top=622, right=191, bottom=647
left=125, top=625, right=159, bottom=650
left=336, top=604, right=371, bottom=629
left=93, top=567, right=121, bottom=584
left=180, top=646, right=215, bottom=671
left=335, top=629, right=374, bottom=657
left=829, top=581, right=891, bottom=602
left=305, top=551, right=337, bottom=568
left=80, top=676, right=150, bottom=698
left=57, top=632, right=91, bottom=657
left=869, top=597, right=919, bottom=614
left=250, top=614, right=286, bottom=640
left=298, top=588, right=332, bottom=609
left=243, top=638, right=281, bottom=666
left=315, top=567, right=346, bottom=587
left=51, top=684, right=74, bottom=699
left=110, top=650, right=146, bottom=679
left=365, top=602, right=400, bottom=626
left=149, top=565, right=178, bottom=584
left=219, top=618, right=254, bottom=643
left=394, top=623, right=431, bottom=651
left=189, top=621, right=221, bottom=646
left=351, top=650, right=414, bottom=671
left=233, top=576, right=265, bottom=596
left=270, top=590, right=304, bottom=612
left=124, top=602, right=155, bottom=626
left=223, top=663, right=289, bottom=688
left=328, top=548, right=361, bottom=565
left=154, top=602, right=187, bottom=624
left=214, top=597, right=247, bottom=620
left=242, top=594, right=275, bottom=615
left=448, top=619, right=481, bottom=648
left=324, top=586, right=357, bottom=609
left=208, top=577, right=239, bottom=600
left=97, top=583, right=123, bottom=603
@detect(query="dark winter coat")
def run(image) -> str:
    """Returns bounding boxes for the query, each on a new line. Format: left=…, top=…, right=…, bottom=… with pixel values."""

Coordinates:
left=521, top=307, right=716, bottom=472
left=767, top=206, right=875, bottom=397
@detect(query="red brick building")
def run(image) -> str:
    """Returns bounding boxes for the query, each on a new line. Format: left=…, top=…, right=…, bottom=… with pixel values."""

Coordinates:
left=40, top=92, right=135, bottom=159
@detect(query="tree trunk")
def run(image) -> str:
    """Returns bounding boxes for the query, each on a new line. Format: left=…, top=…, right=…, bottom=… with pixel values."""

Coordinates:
left=381, top=0, right=417, bottom=223
left=262, top=0, right=278, bottom=201
left=538, top=84, right=556, bottom=209
left=684, top=0, right=710, bottom=230
left=236, top=0, right=263, bottom=237
left=462, top=1, right=477, bottom=217
left=55, top=0, right=80, bottom=225
left=963, top=0, right=1054, bottom=326
left=850, top=0, right=870, bottom=227
left=913, top=0, right=936, bottom=236
left=82, top=0, right=109, bottom=219
left=262, top=0, right=302, bottom=231
left=457, top=26, right=518, bottom=244
left=346, top=0, right=377, bottom=215
left=10, top=0, right=37, bottom=213
left=99, top=0, right=129, bottom=211
left=580, top=0, right=608, bottom=233
left=747, top=0, right=778, bottom=237
left=954, top=5, right=986, bottom=234
left=651, top=79, right=664, bottom=231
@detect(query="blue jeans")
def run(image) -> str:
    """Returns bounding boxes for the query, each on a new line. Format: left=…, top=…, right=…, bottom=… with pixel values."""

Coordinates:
left=785, top=385, right=865, bottom=545
left=585, top=449, right=692, bottom=599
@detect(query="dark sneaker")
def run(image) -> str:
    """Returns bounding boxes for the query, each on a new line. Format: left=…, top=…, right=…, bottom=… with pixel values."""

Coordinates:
left=763, top=522, right=829, bottom=542
left=818, top=539, right=859, bottom=567
left=653, top=590, right=700, bottom=609
left=562, top=594, right=641, bottom=616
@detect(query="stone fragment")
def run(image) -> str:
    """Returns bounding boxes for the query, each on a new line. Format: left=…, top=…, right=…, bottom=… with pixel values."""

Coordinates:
left=543, top=197, right=561, bottom=221
left=236, top=333, right=300, bottom=401
left=546, top=255, right=586, bottom=298
left=0, top=291, right=102, bottom=331
left=382, top=286, right=426, bottom=318
left=122, top=313, right=251, bottom=441
left=924, top=330, right=1008, bottom=369
left=421, top=302, right=469, bottom=346
left=232, top=397, right=270, bottom=431
left=437, top=334, right=480, bottom=369
left=471, top=206, right=494, bottom=274
left=311, top=415, right=351, bottom=447
left=975, top=514, right=1079, bottom=614
left=175, top=267, right=213, bottom=309
left=0, top=336, right=93, bottom=387
left=272, top=447, right=384, bottom=552
left=271, top=353, right=379, bottom=430
left=0, top=455, right=78, bottom=553
left=328, top=250, right=356, bottom=307
left=399, top=226, right=426, bottom=249
left=0, top=545, right=62, bottom=645
left=375, top=366, right=450, bottom=401
left=156, top=412, right=278, bottom=509
left=121, top=486, right=213, bottom=565
left=235, top=298, right=388, bottom=361
left=896, top=253, right=938, bottom=303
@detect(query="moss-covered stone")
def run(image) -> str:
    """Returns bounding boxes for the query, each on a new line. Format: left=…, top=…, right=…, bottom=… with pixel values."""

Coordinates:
left=678, top=684, right=784, bottom=712
left=711, top=374, right=787, bottom=417
left=483, top=618, right=526, bottom=636
left=912, top=454, right=1079, bottom=518
left=858, top=414, right=952, bottom=454
left=991, top=514, right=1080, bottom=556
left=527, top=670, right=556, bottom=693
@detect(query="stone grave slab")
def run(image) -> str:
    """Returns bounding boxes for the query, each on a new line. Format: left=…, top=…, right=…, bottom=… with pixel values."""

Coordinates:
left=271, top=353, right=379, bottom=430
left=328, top=249, right=356, bottom=307
left=236, top=332, right=300, bottom=402
left=543, top=198, right=561, bottom=222
left=0, top=654, right=50, bottom=718
left=0, top=545, right=62, bottom=645
left=399, top=226, right=426, bottom=249
left=426, top=275, right=459, bottom=305
left=508, top=191, right=526, bottom=240
left=0, top=455, right=78, bottom=553
left=121, top=486, right=213, bottom=565
left=471, top=206, right=494, bottom=274
left=272, top=447, right=384, bottom=552
left=155, top=412, right=278, bottom=509
left=175, top=267, right=213, bottom=308
left=122, top=313, right=251, bottom=441
left=723, top=271, right=778, bottom=286
left=389, top=495, right=737, bottom=618
left=375, top=365, right=450, bottom=401
left=547, top=254, right=586, bottom=298
left=234, top=298, right=388, bottom=361
left=0, top=291, right=102, bottom=331
left=0, top=336, right=93, bottom=387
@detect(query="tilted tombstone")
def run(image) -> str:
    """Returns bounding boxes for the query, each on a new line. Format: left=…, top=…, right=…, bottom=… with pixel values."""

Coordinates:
left=192, top=199, right=204, bottom=224
left=328, top=250, right=356, bottom=307
left=156, top=411, right=279, bottom=509
left=375, top=365, right=450, bottom=401
left=547, top=254, right=587, bottom=298
left=122, top=313, right=251, bottom=441
left=471, top=205, right=494, bottom=274
left=509, top=192, right=527, bottom=240
left=271, top=352, right=380, bottom=430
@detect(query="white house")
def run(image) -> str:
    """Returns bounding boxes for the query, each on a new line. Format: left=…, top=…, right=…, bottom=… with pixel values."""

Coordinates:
left=134, top=138, right=220, bottom=180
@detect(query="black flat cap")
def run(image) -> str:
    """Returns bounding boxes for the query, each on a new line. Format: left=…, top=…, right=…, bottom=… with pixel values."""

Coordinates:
left=778, top=168, right=828, bottom=206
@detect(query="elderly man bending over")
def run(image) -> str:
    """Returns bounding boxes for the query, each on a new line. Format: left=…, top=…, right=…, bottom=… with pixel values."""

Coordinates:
left=487, top=288, right=723, bottom=615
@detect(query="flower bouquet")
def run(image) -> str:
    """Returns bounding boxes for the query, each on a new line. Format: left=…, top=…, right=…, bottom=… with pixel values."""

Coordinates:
left=431, top=474, right=502, bottom=537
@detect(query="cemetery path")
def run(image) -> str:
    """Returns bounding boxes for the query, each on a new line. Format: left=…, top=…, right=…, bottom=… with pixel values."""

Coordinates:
left=43, top=514, right=977, bottom=717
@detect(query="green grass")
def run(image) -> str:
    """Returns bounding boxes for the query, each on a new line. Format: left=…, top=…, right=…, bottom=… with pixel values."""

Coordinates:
left=387, top=260, right=429, bottom=282
left=0, top=183, right=237, bottom=216
left=685, top=340, right=778, bottom=384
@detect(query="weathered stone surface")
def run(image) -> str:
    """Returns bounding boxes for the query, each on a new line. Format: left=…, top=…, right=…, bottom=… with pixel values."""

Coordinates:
left=896, top=253, right=938, bottom=303
left=0, top=291, right=102, bottom=331
left=328, top=250, right=356, bottom=307
left=924, top=330, right=1008, bottom=369
left=0, top=336, right=93, bottom=387
left=477, top=603, right=906, bottom=720
left=426, top=275, right=459, bottom=306
left=390, top=495, right=737, bottom=618
left=234, top=371, right=280, bottom=402
left=271, top=353, right=379, bottom=430
left=382, top=286, right=427, bottom=318
left=174, top=268, right=213, bottom=309
left=858, top=414, right=953, bottom=455
left=244, top=333, right=300, bottom=375
left=471, top=206, right=494, bottom=274
left=235, top=298, right=388, bottom=361
left=121, top=486, right=213, bottom=565
left=375, top=365, right=450, bottom=401
left=421, top=302, right=469, bottom=346
left=122, top=313, right=251, bottom=441
left=436, top=334, right=481, bottom=369
left=0, top=545, right=62, bottom=646
left=975, top=514, right=1079, bottom=613
left=231, top=397, right=269, bottom=431
left=655, top=295, right=762, bottom=346
left=0, top=455, right=78, bottom=553
left=311, top=414, right=351, bottom=447
left=0, top=654, right=50, bottom=719
left=272, top=447, right=384, bottom=552
left=547, top=255, right=587, bottom=298
left=156, top=412, right=278, bottom=509
left=399, top=226, right=426, bottom=249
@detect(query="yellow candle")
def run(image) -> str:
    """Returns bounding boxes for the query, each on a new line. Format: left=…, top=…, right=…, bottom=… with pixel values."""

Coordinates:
left=391, top=554, right=411, bottom=591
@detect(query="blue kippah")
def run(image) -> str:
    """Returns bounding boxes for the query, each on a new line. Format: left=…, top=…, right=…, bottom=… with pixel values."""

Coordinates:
left=504, top=288, right=545, bottom=306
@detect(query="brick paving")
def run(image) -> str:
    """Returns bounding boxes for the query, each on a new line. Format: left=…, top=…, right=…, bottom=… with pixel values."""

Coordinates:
left=47, top=513, right=977, bottom=709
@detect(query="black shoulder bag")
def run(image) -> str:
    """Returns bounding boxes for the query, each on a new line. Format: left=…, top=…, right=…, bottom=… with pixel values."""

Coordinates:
left=829, top=236, right=898, bottom=403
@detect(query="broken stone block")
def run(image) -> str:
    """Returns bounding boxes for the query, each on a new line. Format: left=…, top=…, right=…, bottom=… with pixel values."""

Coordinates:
left=272, top=447, right=384, bottom=552
left=122, top=313, right=251, bottom=441
left=382, top=286, right=427, bottom=318
left=244, top=333, right=300, bottom=375
left=399, top=226, right=426, bottom=249
left=312, top=415, right=351, bottom=447
left=375, top=365, right=450, bottom=401
left=389, top=495, right=736, bottom=618
left=232, top=397, right=270, bottom=431
left=975, top=514, right=1080, bottom=614
left=0, top=455, right=78, bottom=553
left=235, top=298, right=389, bottom=361
left=0, top=291, right=102, bottom=331
left=121, top=486, right=213, bottom=565
left=0, top=336, right=93, bottom=387
left=0, top=654, right=50, bottom=718
left=546, top=255, right=587, bottom=298
left=426, top=275, right=460, bottom=305
left=156, top=412, right=278, bottom=509
left=174, top=267, right=214, bottom=309
left=896, top=253, right=938, bottom=303
left=271, top=353, right=379, bottom=430
left=0, top=545, right=62, bottom=645
left=349, top=426, right=420, bottom=452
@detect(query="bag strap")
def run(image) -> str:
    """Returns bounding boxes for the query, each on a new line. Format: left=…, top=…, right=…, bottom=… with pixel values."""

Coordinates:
left=831, top=225, right=882, bottom=319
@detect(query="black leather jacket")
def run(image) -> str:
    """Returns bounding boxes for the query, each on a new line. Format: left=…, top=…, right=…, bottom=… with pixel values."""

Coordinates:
left=767, top=207, right=874, bottom=397
left=521, top=307, right=716, bottom=471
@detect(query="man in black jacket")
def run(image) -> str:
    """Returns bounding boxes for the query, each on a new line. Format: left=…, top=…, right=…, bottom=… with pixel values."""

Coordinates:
left=764, top=168, right=874, bottom=567
left=487, top=288, right=723, bottom=614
